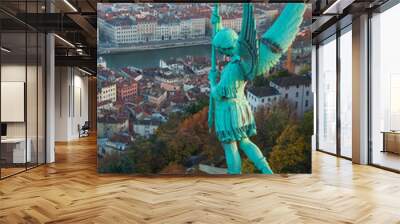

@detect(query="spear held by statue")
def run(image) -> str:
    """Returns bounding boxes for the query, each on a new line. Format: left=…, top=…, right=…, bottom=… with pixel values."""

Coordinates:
left=208, top=3, right=220, bottom=133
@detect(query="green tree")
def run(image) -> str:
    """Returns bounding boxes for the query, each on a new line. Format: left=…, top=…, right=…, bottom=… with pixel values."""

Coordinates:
left=128, top=138, right=154, bottom=173
left=268, top=124, right=311, bottom=173
left=267, top=69, right=291, bottom=81
left=184, top=96, right=208, bottom=115
left=253, top=101, right=294, bottom=156
left=299, top=110, right=313, bottom=145
left=99, top=151, right=135, bottom=173
left=298, top=64, right=311, bottom=75
left=252, top=75, right=269, bottom=87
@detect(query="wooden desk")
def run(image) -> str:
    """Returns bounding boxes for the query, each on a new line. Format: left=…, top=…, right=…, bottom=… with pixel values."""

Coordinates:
left=1, top=138, right=31, bottom=164
left=381, top=131, right=400, bottom=154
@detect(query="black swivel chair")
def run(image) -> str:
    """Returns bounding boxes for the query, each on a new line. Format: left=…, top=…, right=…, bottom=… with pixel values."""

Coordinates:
left=79, top=121, right=90, bottom=138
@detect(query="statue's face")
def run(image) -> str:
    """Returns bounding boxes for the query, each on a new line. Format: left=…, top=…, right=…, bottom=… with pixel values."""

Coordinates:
left=216, top=46, right=235, bottom=57
left=212, top=28, right=238, bottom=57
left=212, top=28, right=238, bottom=56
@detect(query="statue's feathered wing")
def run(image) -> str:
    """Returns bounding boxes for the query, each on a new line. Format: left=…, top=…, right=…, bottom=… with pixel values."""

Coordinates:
left=237, top=3, right=258, bottom=81
left=257, top=3, right=306, bottom=76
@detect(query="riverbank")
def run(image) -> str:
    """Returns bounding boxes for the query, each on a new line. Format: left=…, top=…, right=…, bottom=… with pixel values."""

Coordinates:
left=99, top=39, right=211, bottom=55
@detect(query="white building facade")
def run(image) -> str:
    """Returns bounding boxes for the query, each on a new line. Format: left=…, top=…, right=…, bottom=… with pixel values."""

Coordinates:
left=270, top=75, right=313, bottom=116
left=102, top=15, right=207, bottom=45
left=247, top=75, right=313, bottom=117
left=247, top=86, right=281, bottom=112
left=98, top=84, right=117, bottom=103
left=100, top=18, right=138, bottom=45
left=222, top=16, right=242, bottom=32
left=133, top=119, right=161, bottom=138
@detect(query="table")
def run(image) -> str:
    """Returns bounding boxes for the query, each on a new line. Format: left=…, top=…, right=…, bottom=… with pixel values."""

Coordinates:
left=381, top=131, right=400, bottom=154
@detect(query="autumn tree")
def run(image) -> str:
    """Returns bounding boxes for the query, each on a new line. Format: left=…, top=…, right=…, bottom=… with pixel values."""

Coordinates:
left=268, top=122, right=311, bottom=173
left=142, top=107, right=223, bottom=173
left=253, top=100, right=294, bottom=156
left=242, top=158, right=257, bottom=174
left=177, top=107, right=223, bottom=164
left=119, top=101, right=312, bottom=174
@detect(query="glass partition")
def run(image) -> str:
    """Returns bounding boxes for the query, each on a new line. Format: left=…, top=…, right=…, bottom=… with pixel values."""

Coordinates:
left=370, top=4, right=400, bottom=171
left=1, top=31, right=28, bottom=177
left=0, top=1, right=46, bottom=179
left=339, top=27, right=352, bottom=158
left=317, top=35, right=337, bottom=154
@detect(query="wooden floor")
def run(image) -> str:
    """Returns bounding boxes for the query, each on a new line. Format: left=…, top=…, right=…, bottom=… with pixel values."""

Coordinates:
left=0, top=136, right=400, bottom=224
left=1, top=167, right=26, bottom=178
left=373, top=150, right=400, bottom=171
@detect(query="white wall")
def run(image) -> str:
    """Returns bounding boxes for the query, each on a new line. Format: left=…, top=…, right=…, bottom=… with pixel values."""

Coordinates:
left=72, top=73, right=89, bottom=138
left=55, top=67, right=89, bottom=141
left=1, top=64, right=26, bottom=138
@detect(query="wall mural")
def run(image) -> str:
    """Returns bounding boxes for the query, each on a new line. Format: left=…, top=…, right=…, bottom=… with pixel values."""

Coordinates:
left=97, top=3, right=313, bottom=174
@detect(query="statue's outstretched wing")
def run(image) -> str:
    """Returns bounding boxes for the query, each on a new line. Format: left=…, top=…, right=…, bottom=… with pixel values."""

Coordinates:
left=237, top=3, right=258, bottom=81
left=257, top=3, right=306, bottom=76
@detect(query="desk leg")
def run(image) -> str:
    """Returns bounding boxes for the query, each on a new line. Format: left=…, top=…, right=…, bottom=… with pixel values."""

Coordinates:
left=382, top=133, right=386, bottom=153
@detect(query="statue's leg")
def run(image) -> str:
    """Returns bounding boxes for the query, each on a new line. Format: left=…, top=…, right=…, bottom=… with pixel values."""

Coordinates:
left=239, top=138, right=273, bottom=174
left=222, top=141, right=241, bottom=174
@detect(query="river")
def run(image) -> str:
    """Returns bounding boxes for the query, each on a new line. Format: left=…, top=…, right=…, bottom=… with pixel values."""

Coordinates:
left=100, top=44, right=212, bottom=70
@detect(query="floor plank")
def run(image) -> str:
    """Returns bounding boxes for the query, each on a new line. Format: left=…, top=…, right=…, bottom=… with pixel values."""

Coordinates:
left=0, top=135, right=399, bottom=224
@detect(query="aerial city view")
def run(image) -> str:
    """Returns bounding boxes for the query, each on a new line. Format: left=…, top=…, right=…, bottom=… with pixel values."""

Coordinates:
left=97, top=3, right=313, bottom=174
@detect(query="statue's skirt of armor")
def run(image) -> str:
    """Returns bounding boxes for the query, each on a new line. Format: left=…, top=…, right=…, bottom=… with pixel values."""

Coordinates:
left=214, top=97, right=257, bottom=143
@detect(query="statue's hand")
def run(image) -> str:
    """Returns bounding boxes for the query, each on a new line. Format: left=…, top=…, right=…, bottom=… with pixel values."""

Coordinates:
left=211, top=12, right=221, bottom=25
left=208, top=69, right=219, bottom=87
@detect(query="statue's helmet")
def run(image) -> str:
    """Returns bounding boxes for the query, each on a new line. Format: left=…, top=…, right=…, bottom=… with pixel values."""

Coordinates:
left=212, top=28, right=238, bottom=56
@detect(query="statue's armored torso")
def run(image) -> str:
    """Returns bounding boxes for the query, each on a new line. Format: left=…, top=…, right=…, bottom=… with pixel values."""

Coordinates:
left=213, top=56, right=256, bottom=143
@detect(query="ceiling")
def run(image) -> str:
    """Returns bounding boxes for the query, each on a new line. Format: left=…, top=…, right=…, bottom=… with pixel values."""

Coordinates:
left=0, top=0, right=98, bottom=74
left=311, top=0, right=391, bottom=43
left=0, top=0, right=396, bottom=74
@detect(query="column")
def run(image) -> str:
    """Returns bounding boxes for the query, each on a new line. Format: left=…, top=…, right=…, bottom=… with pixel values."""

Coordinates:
left=352, top=14, right=369, bottom=164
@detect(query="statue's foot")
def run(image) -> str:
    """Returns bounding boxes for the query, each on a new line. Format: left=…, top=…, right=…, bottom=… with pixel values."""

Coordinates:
left=260, top=165, right=273, bottom=174
left=227, top=170, right=242, bottom=175
left=255, top=157, right=274, bottom=174
left=238, top=138, right=273, bottom=174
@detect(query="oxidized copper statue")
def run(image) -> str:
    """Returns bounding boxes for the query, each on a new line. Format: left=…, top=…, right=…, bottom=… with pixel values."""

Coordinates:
left=208, top=3, right=306, bottom=174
